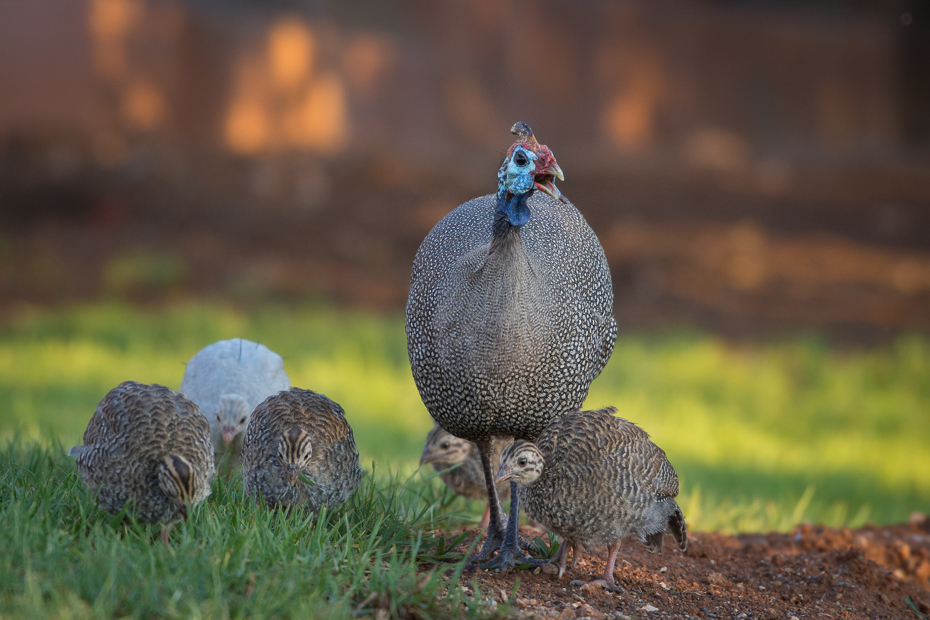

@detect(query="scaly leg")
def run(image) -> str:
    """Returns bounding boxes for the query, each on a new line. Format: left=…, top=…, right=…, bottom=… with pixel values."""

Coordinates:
left=473, top=481, right=548, bottom=571
left=466, top=441, right=508, bottom=564
left=479, top=504, right=491, bottom=529
left=570, top=540, right=624, bottom=591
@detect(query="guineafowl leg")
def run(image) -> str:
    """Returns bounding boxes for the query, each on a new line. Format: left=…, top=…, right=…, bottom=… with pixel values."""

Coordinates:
left=465, top=442, right=508, bottom=563
left=570, top=540, right=624, bottom=592
left=478, top=504, right=491, bottom=529
left=555, top=540, right=570, bottom=578
left=475, top=480, right=549, bottom=571
left=161, top=524, right=173, bottom=546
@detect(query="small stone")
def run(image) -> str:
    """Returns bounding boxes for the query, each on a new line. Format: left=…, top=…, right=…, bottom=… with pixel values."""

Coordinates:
left=659, top=582, right=670, bottom=590
left=540, top=562, right=560, bottom=575
left=880, top=593, right=891, bottom=605
left=580, top=583, right=601, bottom=596
left=790, top=617, right=799, bottom=620
left=758, top=585, right=766, bottom=590
left=773, top=580, right=782, bottom=588
left=515, top=598, right=531, bottom=608
left=909, top=512, right=927, bottom=528
left=915, top=560, right=930, bottom=581
left=642, top=604, right=658, bottom=612
left=560, top=607, right=576, bottom=619
left=533, top=567, right=541, bottom=575
left=707, top=572, right=727, bottom=586
left=659, top=566, right=667, bottom=573
left=579, top=604, right=607, bottom=620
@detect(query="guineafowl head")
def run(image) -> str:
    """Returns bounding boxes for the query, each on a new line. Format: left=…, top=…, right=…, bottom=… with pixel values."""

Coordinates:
left=216, top=394, right=250, bottom=446
left=277, top=426, right=313, bottom=486
left=157, top=454, right=199, bottom=520
left=496, top=440, right=545, bottom=486
left=419, top=425, right=472, bottom=467
left=496, top=121, right=565, bottom=228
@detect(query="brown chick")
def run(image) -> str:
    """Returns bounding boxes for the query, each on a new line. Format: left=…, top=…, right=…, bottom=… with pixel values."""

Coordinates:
left=69, top=381, right=215, bottom=542
left=241, top=388, right=362, bottom=513
left=419, top=424, right=512, bottom=527
left=497, top=407, right=686, bottom=591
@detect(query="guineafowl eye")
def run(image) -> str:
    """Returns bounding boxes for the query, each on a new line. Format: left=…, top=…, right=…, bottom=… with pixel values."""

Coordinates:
left=216, top=414, right=221, bottom=421
left=440, top=441, right=450, bottom=450
left=239, top=416, right=246, bottom=424
left=518, top=457, right=527, bottom=466
left=513, top=151, right=528, bottom=166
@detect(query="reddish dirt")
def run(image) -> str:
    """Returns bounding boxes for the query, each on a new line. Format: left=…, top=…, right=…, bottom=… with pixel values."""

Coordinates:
left=443, top=513, right=930, bottom=619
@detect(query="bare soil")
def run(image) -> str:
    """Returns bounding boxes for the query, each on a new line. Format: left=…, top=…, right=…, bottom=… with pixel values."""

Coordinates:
left=444, top=514, right=930, bottom=620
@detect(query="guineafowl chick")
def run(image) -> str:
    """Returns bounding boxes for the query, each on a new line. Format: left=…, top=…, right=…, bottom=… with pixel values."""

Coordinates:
left=180, top=339, right=290, bottom=474
left=406, top=122, right=616, bottom=569
left=69, top=381, right=215, bottom=540
left=419, top=424, right=511, bottom=528
left=496, top=408, right=687, bottom=591
left=241, top=388, right=362, bottom=513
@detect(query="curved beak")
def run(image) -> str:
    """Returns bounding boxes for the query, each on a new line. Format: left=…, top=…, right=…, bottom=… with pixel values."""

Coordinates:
left=221, top=428, right=236, bottom=446
left=419, top=447, right=438, bottom=467
left=285, top=464, right=299, bottom=486
left=534, top=160, right=566, bottom=203
left=495, top=465, right=515, bottom=486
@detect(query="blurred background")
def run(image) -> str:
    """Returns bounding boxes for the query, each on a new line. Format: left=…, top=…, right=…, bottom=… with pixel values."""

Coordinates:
left=0, top=0, right=928, bottom=532
left=1, top=0, right=929, bottom=335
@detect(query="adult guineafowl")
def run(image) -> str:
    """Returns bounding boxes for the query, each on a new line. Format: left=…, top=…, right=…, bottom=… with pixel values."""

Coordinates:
left=406, top=122, right=616, bottom=570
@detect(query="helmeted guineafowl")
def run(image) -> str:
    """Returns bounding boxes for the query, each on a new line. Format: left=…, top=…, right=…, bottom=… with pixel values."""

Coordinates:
left=496, top=407, right=687, bottom=590
left=406, top=122, right=617, bottom=570
left=419, top=423, right=512, bottom=528
left=241, top=388, right=362, bottom=513
left=180, top=339, right=290, bottom=475
left=69, top=381, right=215, bottom=543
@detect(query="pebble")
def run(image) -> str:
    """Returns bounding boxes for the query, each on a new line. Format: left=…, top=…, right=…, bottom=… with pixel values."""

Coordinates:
left=578, top=604, right=607, bottom=619
left=540, top=562, right=560, bottom=575
left=641, top=604, right=658, bottom=612
left=659, top=566, right=667, bottom=573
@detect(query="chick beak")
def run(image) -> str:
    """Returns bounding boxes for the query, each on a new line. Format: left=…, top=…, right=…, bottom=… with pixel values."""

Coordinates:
left=495, top=466, right=515, bottom=486
left=286, top=465, right=299, bottom=486
left=221, top=428, right=236, bottom=445
left=179, top=504, right=188, bottom=522
left=419, top=448, right=436, bottom=467
left=534, top=161, right=566, bottom=202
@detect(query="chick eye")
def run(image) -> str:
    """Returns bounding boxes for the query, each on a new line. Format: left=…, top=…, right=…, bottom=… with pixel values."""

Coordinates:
left=440, top=442, right=450, bottom=450
left=239, top=417, right=246, bottom=425
left=513, top=151, right=528, bottom=167
left=518, top=457, right=527, bottom=466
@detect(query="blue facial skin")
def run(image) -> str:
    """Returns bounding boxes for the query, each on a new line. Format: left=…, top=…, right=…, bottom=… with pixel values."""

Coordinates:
left=496, top=146, right=538, bottom=228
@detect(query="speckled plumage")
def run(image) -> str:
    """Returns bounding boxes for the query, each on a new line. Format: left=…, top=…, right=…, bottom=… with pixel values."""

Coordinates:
left=405, top=123, right=616, bottom=568
left=406, top=189, right=616, bottom=444
left=69, top=381, right=215, bottom=524
left=241, top=388, right=362, bottom=512
left=497, top=408, right=687, bottom=588
left=420, top=424, right=511, bottom=502
left=180, top=339, right=290, bottom=471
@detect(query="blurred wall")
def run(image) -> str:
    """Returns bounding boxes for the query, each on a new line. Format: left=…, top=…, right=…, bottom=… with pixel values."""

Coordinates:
left=0, top=0, right=928, bottom=336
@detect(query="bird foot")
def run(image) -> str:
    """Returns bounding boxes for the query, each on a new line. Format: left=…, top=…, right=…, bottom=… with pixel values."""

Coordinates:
left=468, top=539, right=549, bottom=573
left=569, top=578, right=623, bottom=592
left=466, top=522, right=506, bottom=564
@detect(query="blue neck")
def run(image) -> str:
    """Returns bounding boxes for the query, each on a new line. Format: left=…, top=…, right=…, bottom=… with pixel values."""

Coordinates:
left=494, top=190, right=531, bottom=236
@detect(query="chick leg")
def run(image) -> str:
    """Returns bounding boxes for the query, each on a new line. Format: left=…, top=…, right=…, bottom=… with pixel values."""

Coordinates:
left=570, top=540, right=624, bottom=591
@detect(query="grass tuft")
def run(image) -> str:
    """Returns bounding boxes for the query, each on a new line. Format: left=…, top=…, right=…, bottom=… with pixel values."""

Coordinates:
left=0, top=442, right=500, bottom=619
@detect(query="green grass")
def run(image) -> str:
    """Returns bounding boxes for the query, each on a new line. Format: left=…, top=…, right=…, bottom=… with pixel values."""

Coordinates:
left=1, top=301, right=928, bottom=617
left=0, top=441, right=502, bottom=619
